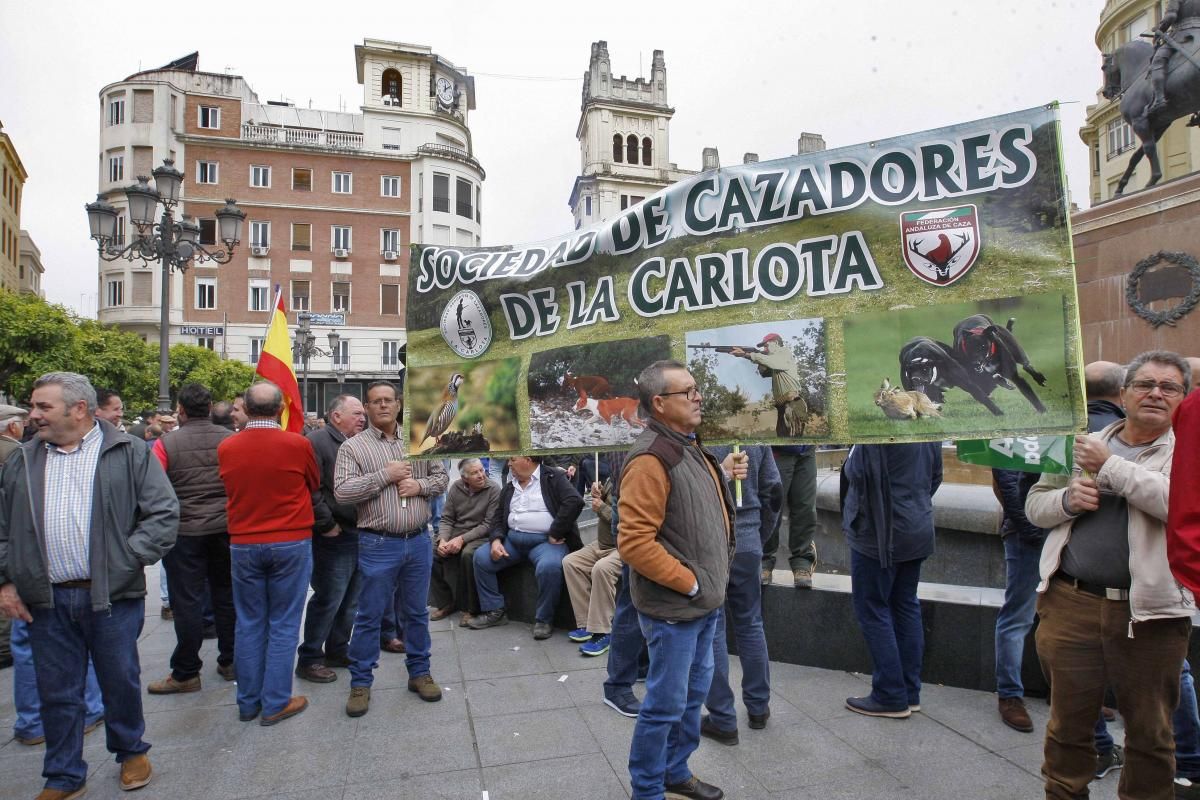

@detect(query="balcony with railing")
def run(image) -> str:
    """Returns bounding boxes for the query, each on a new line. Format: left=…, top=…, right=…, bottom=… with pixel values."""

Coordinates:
left=416, top=143, right=485, bottom=177
left=242, top=124, right=363, bottom=151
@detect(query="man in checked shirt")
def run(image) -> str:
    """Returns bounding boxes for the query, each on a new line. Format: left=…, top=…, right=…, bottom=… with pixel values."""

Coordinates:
left=335, top=380, right=448, bottom=718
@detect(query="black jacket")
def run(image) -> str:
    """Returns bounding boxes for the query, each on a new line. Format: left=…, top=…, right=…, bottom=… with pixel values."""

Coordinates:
left=308, top=425, right=358, bottom=547
left=992, top=467, right=1046, bottom=547
left=490, top=465, right=584, bottom=551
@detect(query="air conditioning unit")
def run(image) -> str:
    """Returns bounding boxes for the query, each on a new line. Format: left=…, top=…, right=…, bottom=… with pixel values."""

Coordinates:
left=333, top=248, right=350, bottom=258
left=382, top=250, right=398, bottom=261
left=250, top=245, right=269, bottom=256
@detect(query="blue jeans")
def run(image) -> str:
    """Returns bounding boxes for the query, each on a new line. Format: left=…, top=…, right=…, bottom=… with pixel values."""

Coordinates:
left=995, top=534, right=1042, bottom=698
left=629, top=610, right=718, bottom=799
left=12, top=618, right=104, bottom=741
left=706, top=551, right=770, bottom=729
left=28, top=588, right=148, bottom=792
left=348, top=531, right=433, bottom=686
left=605, top=565, right=648, bottom=702
left=849, top=549, right=925, bottom=709
left=1177, top=660, right=1200, bottom=779
left=380, top=579, right=407, bottom=643
left=474, top=530, right=567, bottom=623
left=297, top=540, right=362, bottom=666
left=230, top=539, right=312, bottom=718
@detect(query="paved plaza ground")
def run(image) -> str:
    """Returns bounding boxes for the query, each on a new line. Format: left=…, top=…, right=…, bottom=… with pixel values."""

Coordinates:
left=1, top=566, right=1127, bottom=799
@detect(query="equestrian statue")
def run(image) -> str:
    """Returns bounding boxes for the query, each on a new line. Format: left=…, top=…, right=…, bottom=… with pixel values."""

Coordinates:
left=1101, top=0, right=1200, bottom=195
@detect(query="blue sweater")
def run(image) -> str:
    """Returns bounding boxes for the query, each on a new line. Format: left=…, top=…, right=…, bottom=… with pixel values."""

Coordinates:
left=707, top=445, right=783, bottom=556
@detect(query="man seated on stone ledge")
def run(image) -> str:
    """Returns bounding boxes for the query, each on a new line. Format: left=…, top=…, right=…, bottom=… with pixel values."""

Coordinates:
left=1028, top=349, right=1191, bottom=800
left=562, top=467, right=622, bottom=656
left=429, top=458, right=500, bottom=625
left=468, top=455, right=583, bottom=639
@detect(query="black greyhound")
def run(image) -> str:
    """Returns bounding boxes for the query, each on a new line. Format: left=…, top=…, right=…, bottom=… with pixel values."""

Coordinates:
left=899, top=337, right=1005, bottom=416
left=952, top=315, right=1047, bottom=414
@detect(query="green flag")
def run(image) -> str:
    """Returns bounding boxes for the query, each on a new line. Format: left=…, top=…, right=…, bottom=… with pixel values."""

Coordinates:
left=956, top=435, right=1073, bottom=475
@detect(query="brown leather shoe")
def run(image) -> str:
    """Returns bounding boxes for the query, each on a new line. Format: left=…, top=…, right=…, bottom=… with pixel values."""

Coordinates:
left=147, top=675, right=200, bottom=694
left=459, top=613, right=473, bottom=628
left=346, top=686, right=371, bottom=717
left=260, top=696, right=308, bottom=727
left=295, top=663, right=337, bottom=683
left=407, top=674, right=443, bottom=702
left=998, top=697, right=1034, bottom=733
left=429, top=604, right=454, bottom=621
left=119, top=753, right=152, bottom=791
left=216, top=663, right=236, bottom=682
left=35, top=787, right=86, bottom=800
left=380, top=638, right=406, bottom=654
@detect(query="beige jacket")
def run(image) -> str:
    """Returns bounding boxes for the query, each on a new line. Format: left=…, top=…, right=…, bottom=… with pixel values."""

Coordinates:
left=1026, top=420, right=1193, bottom=624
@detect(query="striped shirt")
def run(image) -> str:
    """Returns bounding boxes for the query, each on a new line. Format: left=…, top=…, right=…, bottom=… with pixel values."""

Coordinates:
left=44, top=422, right=103, bottom=583
left=334, top=424, right=448, bottom=533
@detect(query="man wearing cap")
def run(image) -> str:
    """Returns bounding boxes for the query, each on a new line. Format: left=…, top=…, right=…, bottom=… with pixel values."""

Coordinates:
left=731, top=334, right=809, bottom=437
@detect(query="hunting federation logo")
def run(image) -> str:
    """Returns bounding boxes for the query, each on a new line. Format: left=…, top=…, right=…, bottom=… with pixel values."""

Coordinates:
left=900, top=204, right=981, bottom=287
left=440, top=290, right=492, bottom=359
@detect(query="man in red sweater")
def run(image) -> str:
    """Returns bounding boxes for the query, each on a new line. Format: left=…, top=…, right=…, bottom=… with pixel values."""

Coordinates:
left=1168, top=358, right=1200, bottom=592
left=218, top=382, right=319, bottom=727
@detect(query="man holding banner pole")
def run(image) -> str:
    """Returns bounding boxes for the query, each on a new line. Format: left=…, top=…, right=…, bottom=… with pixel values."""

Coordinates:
left=618, top=360, right=744, bottom=800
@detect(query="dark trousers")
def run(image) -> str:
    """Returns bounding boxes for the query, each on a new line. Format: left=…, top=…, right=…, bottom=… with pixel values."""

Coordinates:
left=162, top=532, right=236, bottom=679
left=429, top=538, right=485, bottom=613
left=297, top=540, right=361, bottom=667
left=762, top=450, right=817, bottom=571
left=849, top=550, right=925, bottom=709
left=605, top=564, right=649, bottom=702
left=29, top=588, right=149, bottom=792
left=1036, top=578, right=1190, bottom=800
left=706, top=551, right=771, bottom=728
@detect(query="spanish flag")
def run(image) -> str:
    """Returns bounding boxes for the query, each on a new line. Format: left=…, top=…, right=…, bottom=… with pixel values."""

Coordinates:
left=255, top=289, right=305, bottom=433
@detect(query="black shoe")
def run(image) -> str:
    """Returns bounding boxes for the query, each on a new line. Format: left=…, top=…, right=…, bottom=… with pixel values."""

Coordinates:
left=665, top=775, right=724, bottom=800
left=748, top=708, right=770, bottom=729
left=324, top=653, right=352, bottom=668
left=467, top=609, right=508, bottom=630
left=699, top=714, right=738, bottom=746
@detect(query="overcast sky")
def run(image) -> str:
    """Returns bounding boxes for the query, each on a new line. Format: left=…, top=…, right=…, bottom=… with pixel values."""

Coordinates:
left=1, top=1, right=1103, bottom=317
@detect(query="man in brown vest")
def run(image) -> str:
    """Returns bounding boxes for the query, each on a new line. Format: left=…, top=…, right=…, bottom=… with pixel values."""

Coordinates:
left=147, top=383, right=237, bottom=693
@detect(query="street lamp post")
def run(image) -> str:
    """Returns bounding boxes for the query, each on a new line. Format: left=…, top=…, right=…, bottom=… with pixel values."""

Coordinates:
left=86, top=159, right=245, bottom=413
left=291, top=314, right=342, bottom=415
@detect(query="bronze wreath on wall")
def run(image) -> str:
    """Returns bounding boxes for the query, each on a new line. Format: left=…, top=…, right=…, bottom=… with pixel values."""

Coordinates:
left=1125, top=251, right=1200, bottom=328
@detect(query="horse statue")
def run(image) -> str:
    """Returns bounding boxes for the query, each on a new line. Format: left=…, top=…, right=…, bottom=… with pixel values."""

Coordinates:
left=1102, top=36, right=1200, bottom=196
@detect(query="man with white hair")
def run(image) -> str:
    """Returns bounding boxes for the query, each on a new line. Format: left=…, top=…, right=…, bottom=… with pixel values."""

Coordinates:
left=0, top=372, right=179, bottom=797
left=429, top=458, right=500, bottom=623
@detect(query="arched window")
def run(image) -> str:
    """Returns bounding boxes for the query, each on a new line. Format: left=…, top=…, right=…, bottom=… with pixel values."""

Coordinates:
left=382, top=69, right=402, bottom=105
left=626, top=134, right=638, bottom=165
left=642, top=137, right=652, bottom=166
left=612, top=134, right=623, bottom=163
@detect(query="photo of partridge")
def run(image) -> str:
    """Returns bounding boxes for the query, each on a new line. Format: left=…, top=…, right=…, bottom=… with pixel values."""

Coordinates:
left=420, top=372, right=464, bottom=449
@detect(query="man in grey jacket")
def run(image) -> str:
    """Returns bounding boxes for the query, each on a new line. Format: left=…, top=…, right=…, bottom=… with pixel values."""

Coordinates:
left=0, top=372, right=179, bottom=798
left=1028, top=350, right=1191, bottom=800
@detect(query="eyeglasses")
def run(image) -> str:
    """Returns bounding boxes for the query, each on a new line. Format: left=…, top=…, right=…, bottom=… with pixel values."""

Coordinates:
left=659, top=386, right=701, bottom=402
left=1126, top=379, right=1186, bottom=398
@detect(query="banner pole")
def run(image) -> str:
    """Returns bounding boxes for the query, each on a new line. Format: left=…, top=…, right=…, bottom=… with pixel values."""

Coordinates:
left=733, top=443, right=743, bottom=508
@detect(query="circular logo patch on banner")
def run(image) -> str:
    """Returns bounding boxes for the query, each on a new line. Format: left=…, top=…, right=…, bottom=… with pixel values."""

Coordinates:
left=440, top=290, right=492, bottom=359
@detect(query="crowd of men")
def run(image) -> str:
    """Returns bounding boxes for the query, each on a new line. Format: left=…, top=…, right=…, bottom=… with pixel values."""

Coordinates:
left=1, top=347, right=1198, bottom=800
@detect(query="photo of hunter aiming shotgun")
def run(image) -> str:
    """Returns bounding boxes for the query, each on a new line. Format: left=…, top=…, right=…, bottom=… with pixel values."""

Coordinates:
left=686, top=318, right=827, bottom=441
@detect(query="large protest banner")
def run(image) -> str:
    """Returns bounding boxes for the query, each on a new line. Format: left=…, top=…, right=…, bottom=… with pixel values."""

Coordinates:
left=404, top=104, right=1086, bottom=457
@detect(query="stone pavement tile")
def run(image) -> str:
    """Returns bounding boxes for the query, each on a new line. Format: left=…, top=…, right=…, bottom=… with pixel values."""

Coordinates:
left=0, top=747, right=56, bottom=799
left=353, top=684, right=471, bottom=727
left=560, top=660, right=612, bottom=707
left=540, top=635, right=611, bottom=673
left=822, top=710, right=989, bottom=766
left=474, top=707, right=602, bottom=768
left=207, top=728, right=355, bottom=797
left=720, top=718, right=879, bottom=793
left=83, top=741, right=248, bottom=800
left=483, top=753, right=628, bottom=800
left=577, top=694, right=638, bottom=765
left=465, top=673, right=576, bottom=718
left=886, top=751, right=1043, bottom=799
left=766, top=766, right=910, bottom=800
left=140, top=674, right=239, bottom=714
left=675, top=743, right=773, bottom=800
left=342, top=768, right=482, bottom=800
left=456, top=627, right=556, bottom=681
left=365, top=630, right=464, bottom=690
left=767, top=663, right=871, bottom=722
left=348, top=717, right=477, bottom=781
left=142, top=703, right=257, bottom=750
left=915, top=682, right=1052, bottom=752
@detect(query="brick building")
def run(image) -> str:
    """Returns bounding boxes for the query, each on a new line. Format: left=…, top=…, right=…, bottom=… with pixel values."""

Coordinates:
left=95, top=41, right=485, bottom=411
